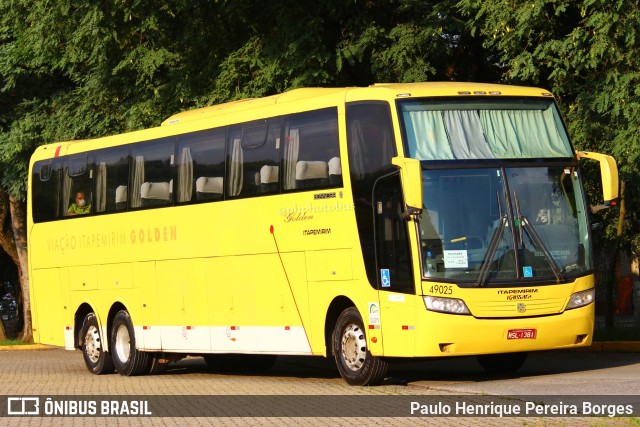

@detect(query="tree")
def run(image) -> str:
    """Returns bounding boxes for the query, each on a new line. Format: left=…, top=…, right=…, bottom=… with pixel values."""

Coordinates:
left=460, top=0, right=639, bottom=237
left=206, top=0, right=499, bottom=99
left=0, top=187, right=17, bottom=340
left=2, top=0, right=634, bottom=340
left=460, top=0, right=640, bottom=324
left=0, top=2, right=211, bottom=340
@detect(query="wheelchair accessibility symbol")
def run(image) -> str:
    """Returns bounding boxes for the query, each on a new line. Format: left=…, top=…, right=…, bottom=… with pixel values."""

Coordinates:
left=380, top=269, right=390, bottom=288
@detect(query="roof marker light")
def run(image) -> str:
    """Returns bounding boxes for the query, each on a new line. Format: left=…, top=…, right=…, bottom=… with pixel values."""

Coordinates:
left=458, top=91, right=471, bottom=95
left=396, top=93, right=411, bottom=97
left=473, top=91, right=487, bottom=95
left=489, top=91, right=502, bottom=95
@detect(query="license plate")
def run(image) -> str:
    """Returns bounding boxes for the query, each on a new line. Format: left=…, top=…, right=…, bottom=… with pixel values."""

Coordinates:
left=507, top=328, right=537, bottom=340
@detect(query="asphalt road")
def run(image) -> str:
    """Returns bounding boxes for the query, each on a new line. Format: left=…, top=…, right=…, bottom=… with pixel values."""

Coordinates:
left=1, top=347, right=638, bottom=426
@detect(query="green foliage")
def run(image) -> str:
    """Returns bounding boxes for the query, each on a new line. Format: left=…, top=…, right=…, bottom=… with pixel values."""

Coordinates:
left=460, top=0, right=640, bottom=252
left=0, top=0, right=637, bottom=332
left=0, top=339, right=30, bottom=346
left=0, top=0, right=637, bottom=256
left=0, top=0, right=500, bottom=202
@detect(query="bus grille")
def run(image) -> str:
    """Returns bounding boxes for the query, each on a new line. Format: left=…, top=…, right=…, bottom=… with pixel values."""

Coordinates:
left=469, top=297, right=566, bottom=318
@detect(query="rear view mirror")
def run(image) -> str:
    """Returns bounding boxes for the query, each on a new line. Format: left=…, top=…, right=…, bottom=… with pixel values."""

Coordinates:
left=576, top=151, right=619, bottom=211
left=391, top=157, right=423, bottom=218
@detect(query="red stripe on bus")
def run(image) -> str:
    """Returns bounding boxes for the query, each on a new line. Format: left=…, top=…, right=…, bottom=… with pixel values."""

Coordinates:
left=54, top=146, right=61, bottom=157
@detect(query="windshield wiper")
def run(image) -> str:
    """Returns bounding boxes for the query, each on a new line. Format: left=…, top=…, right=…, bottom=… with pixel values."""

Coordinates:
left=476, top=216, right=506, bottom=287
left=512, top=191, right=564, bottom=283
left=476, top=191, right=506, bottom=288
left=519, top=215, right=564, bottom=283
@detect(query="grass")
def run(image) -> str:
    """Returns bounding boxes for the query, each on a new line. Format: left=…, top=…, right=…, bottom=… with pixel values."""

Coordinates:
left=0, top=339, right=30, bottom=346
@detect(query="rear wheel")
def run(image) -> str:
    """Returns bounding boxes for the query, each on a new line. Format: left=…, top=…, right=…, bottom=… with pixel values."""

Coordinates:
left=477, top=352, right=528, bottom=374
left=333, top=307, right=388, bottom=386
left=111, top=310, right=150, bottom=376
left=80, top=313, right=114, bottom=375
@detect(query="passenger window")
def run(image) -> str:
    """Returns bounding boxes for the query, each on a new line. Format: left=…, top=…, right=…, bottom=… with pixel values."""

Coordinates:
left=227, top=120, right=281, bottom=197
left=283, top=108, right=341, bottom=191
left=346, top=103, right=395, bottom=180
left=32, top=160, right=62, bottom=223
left=131, top=139, right=175, bottom=209
left=64, top=155, right=93, bottom=217
left=94, top=147, right=130, bottom=213
left=177, top=128, right=226, bottom=203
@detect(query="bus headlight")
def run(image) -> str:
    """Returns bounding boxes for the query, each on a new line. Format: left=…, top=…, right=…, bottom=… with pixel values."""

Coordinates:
left=423, top=296, right=471, bottom=315
left=566, top=288, right=595, bottom=310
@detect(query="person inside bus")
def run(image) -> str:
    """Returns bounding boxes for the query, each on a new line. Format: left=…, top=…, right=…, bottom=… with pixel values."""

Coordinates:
left=67, top=191, right=91, bottom=216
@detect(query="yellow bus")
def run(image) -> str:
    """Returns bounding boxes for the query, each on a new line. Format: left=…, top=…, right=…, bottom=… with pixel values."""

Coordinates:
left=28, top=82, right=618, bottom=385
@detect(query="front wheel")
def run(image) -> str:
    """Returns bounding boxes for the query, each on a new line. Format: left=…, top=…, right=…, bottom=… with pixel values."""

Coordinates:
left=80, top=313, right=114, bottom=375
left=477, top=352, right=528, bottom=374
left=111, top=310, right=150, bottom=376
left=333, top=307, right=388, bottom=386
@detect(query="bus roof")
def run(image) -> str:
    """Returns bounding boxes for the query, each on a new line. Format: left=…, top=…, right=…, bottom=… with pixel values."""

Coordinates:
left=160, top=82, right=554, bottom=126
left=31, top=82, right=554, bottom=160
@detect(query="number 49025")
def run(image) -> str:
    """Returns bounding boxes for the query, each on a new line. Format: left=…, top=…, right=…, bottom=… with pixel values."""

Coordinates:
left=428, top=285, right=452, bottom=295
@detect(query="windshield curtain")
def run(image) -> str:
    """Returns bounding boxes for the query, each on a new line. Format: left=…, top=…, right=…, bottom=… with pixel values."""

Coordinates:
left=419, top=166, right=590, bottom=286
left=402, top=98, right=574, bottom=160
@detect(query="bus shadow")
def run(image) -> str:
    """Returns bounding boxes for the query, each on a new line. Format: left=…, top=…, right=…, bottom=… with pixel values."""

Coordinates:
left=385, top=350, right=640, bottom=385
left=160, top=355, right=341, bottom=380
left=154, top=350, right=640, bottom=386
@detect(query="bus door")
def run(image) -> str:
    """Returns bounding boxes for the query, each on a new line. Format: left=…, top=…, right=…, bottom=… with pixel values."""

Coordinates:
left=373, top=174, right=417, bottom=356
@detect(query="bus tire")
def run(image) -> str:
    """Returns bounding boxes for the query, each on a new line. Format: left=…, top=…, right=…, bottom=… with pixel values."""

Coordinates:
left=477, top=352, right=528, bottom=374
left=79, top=312, right=114, bottom=375
left=333, top=307, right=388, bottom=386
left=110, top=310, right=150, bottom=376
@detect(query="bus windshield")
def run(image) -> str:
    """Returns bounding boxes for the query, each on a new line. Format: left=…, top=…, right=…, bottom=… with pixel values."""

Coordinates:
left=399, top=96, right=590, bottom=286
left=400, top=97, right=574, bottom=160
left=419, top=166, right=590, bottom=286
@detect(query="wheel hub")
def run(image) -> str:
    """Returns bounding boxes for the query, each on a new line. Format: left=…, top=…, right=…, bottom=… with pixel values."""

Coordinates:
left=114, top=324, right=131, bottom=363
left=84, top=326, right=102, bottom=363
left=341, top=323, right=367, bottom=371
